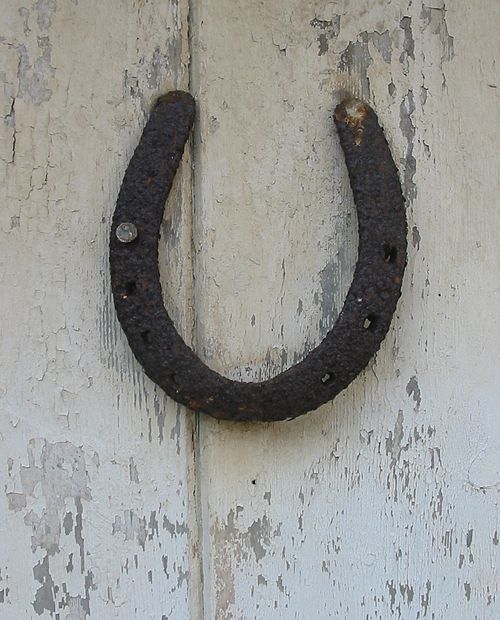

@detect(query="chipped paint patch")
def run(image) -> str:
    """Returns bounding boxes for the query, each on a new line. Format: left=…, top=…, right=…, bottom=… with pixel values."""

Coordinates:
left=399, top=16, right=415, bottom=72
left=406, top=376, right=422, bottom=410
left=361, top=29, right=392, bottom=64
left=211, top=509, right=282, bottom=617
left=16, top=39, right=56, bottom=104
left=412, top=225, right=421, bottom=250
left=35, top=0, right=58, bottom=30
left=32, top=555, right=56, bottom=615
left=9, top=440, right=91, bottom=556
left=421, top=5, right=455, bottom=62
left=4, top=441, right=93, bottom=615
left=339, top=40, right=373, bottom=100
left=310, top=16, right=340, bottom=56
left=400, top=90, right=417, bottom=201
left=386, top=410, right=405, bottom=469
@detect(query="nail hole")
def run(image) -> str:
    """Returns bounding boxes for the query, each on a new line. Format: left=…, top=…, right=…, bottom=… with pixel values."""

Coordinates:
left=121, top=281, right=137, bottom=300
left=363, top=315, right=378, bottom=331
left=141, top=330, right=151, bottom=345
left=383, top=244, right=397, bottom=263
left=321, top=372, right=334, bottom=385
left=251, top=479, right=257, bottom=485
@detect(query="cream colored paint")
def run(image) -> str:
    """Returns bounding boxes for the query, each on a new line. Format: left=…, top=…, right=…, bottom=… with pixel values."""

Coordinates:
left=1, top=0, right=499, bottom=618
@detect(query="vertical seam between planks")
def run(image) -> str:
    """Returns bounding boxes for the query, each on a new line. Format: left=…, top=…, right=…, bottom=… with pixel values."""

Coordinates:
left=187, top=0, right=207, bottom=618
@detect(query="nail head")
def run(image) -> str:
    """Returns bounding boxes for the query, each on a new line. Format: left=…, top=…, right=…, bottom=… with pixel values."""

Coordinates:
left=116, top=222, right=138, bottom=243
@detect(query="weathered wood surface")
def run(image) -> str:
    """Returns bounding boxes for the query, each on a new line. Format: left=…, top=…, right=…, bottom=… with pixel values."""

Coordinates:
left=0, top=1, right=200, bottom=618
left=1, top=0, right=499, bottom=618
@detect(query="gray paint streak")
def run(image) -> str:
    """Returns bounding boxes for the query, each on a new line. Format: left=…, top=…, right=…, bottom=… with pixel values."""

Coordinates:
left=75, top=497, right=85, bottom=573
left=318, top=260, right=339, bottom=332
left=17, top=38, right=55, bottom=104
left=112, top=511, right=148, bottom=549
left=386, top=411, right=406, bottom=470
left=32, top=555, right=55, bottom=615
left=6, top=492, right=27, bottom=512
left=399, top=16, right=415, bottom=70
left=129, top=457, right=140, bottom=483
left=406, top=376, right=422, bottom=410
left=361, top=30, right=393, bottom=64
left=63, top=511, right=73, bottom=535
left=35, top=0, right=57, bottom=30
left=399, top=90, right=417, bottom=201
left=412, top=225, right=421, bottom=250
left=310, top=16, right=341, bottom=56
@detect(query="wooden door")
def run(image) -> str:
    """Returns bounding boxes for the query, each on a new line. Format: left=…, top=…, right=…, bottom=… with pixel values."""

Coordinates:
left=1, top=1, right=499, bottom=618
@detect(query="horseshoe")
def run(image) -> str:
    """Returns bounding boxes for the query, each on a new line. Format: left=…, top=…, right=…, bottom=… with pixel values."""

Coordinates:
left=110, top=91, right=407, bottom=422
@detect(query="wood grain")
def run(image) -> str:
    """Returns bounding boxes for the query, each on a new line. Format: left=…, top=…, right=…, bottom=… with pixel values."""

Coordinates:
left=0, top=1, right=200, bottom=617
left=191, top=1, right=500, bottom=618
left=1, top=0, right=499, bottom=618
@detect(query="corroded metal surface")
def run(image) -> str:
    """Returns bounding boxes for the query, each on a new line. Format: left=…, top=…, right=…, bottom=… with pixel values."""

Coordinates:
left=110, top=92, right=407, bottom=421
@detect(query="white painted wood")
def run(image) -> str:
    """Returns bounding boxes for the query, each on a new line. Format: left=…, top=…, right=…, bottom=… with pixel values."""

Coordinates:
left=0, top=1, right=201, bottom=618
left=1, top=0, right=499, bottom=618
left=191, top=1, right=500, bottom=618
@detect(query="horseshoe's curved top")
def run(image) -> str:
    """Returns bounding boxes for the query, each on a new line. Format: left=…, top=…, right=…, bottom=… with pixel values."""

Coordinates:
left=110, top=91, right=407, bottom=421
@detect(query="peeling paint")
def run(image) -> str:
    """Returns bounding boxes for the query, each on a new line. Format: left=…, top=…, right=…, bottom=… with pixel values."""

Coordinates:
left=6, top=491, right=27, bottom=512
left=112, top=510, right=147, bottom=549
left=360, top=29, right=392, bottom=64
left=406, top=376, right=422, bottom=409
left=339, top=40, right=372, bottom=99
left=13, top=441, right=92, bottom=556
left=1, top=1, right=500, bottom=618
left=211, top=509, right=282, bottom=617
left=421, top=5, right=455, bottom=62
left=412, top=225, right=421, bottom=250
left=464, top=581, right=472, bottom=601
left=17, top=38, right=56, bottom=104
left=1, top=0, right=197, bottom=617
left=400, top=90, right=417, bottom=202
left=35, top=0, right=57, bottom=31
left=129, top=457, right=140, bottom=483
left=386, top=410, right=406, bottom=469
left=32, top=555, right=55, bottom=615
left=310, top=16, right=340, bottom=56
left=399, top=16, right=415, bottom=72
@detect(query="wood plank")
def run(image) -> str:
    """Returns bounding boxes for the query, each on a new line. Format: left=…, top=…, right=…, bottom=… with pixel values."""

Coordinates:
left=191, top=0, right=500, bottom=617
left=0, top=1, right=201, bottom=617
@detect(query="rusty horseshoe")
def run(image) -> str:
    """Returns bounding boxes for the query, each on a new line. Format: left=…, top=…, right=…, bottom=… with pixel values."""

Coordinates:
left=109, top=91, right=407, bottom=422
